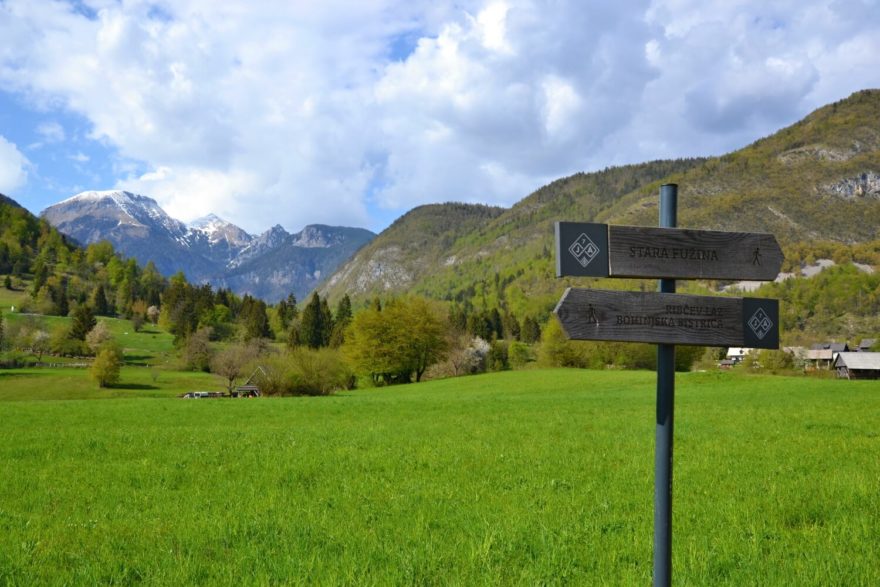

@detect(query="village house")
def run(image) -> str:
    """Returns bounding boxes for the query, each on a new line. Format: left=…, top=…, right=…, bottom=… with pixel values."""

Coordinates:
left=832, top=352, right=880, bottom=380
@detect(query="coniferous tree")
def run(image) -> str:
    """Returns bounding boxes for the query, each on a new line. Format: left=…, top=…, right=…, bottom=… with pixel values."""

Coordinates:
left=467, top=311, right=493, bottom=341
left=93, top=284, right=109, bottom=316
left=240, top=296, right=271, bottom=341
left=335, top=294, right=353, bottom=326
left=70, top=305, right=97, bottom=341
left=489, top=308, right=503, bottom=339
left=328, top=294, right=351, bottom=348
left=277, top=299, right=291, bottom=331
left=276, top=293, right=299, bottom=331
left=521, top=316, right=542, bottom=344
left=320, top=298, right=334, bottom=346
left=31, top=260, right=48, bottom=297
left=300, top=292, right=328, bottom=349
left=502, top=312, right=521, bottom=341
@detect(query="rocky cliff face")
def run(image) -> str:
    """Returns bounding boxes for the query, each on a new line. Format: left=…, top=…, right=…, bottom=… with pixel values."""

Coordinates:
left=825, top=172, right=880, bottom=199
left=41, top=190, right=375, bottom=302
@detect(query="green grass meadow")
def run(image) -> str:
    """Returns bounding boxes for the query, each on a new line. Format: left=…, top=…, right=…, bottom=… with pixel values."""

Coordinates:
left=0, top=369, right=878, bottom=585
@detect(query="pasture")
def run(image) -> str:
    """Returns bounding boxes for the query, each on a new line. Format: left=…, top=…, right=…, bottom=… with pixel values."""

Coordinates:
left=0, top=369, right=878, bottom=584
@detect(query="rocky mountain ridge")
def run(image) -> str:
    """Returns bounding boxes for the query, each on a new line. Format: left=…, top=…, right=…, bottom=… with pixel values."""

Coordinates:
left=41, top=190, right=375, bottom=302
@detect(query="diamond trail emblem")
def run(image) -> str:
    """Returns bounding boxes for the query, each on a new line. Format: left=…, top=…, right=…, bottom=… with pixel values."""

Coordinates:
left=568, top=233, right=601, bottom=268
left=747, top=307, right=773, bottom=340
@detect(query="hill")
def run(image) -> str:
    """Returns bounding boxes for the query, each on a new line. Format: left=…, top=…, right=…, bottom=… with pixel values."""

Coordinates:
left=321, top=90, right=880, bottom=323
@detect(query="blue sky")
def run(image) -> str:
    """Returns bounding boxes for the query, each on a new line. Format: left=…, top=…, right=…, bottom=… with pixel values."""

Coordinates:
left=1, top=0, right=879, bottom=235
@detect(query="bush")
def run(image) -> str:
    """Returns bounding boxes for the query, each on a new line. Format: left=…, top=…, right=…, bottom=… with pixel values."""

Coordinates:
left=508, top=341, right=535, bottom=369
left=538, top=319, right=586, bottom=368
left=260, top=348, right=354, bottom=396
left=487, top=340, right=509, bottom=371
left=91, top=344, right=122, bottom=388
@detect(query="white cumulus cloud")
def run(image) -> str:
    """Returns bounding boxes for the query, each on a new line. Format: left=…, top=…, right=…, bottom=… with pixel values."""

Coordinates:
left=0, top=0, right=879, bottom=231
left=0, top=136, right=30, bottom=193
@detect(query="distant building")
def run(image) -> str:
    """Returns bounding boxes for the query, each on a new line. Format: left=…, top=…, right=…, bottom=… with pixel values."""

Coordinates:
left=832, top=352, right=880, bottom=380
left=726, top=347, right=752, bottom=364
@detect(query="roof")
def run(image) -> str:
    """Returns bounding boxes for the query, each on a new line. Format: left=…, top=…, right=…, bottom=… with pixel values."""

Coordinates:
left=812, top=342, right=850, bottom=351
left=833, top=352, right=880, bottom=370
left=858, top=338, right=876, bottom=351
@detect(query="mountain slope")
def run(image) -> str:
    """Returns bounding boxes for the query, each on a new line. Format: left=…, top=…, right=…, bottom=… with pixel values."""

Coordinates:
left=321, top=90, right=880, bottom=317
left=321, top=203, right=506, bottom=298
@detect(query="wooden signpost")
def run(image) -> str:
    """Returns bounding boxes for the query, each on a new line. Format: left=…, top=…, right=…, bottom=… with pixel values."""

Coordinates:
left=554, top=184, right=783, bottom=587
left=554, top=289, right=779, bottom=348
left=556, top=222, right=784, bottom=281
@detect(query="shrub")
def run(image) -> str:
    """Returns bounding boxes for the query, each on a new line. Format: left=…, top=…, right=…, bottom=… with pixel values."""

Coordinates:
left=260, top=348, right=354, bottom=396
left=508, top=341, right=535, bottom=369
left=487, top=340, right=509, bottom=371
left=91, top=344, right=122, bottom=388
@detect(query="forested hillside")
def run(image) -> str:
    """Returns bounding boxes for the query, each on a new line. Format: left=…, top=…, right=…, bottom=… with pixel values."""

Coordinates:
left=320, top=90, right=880, bottom=344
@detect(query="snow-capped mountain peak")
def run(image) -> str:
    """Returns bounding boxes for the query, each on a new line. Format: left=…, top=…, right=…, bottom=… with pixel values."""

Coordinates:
left=188, top=214, right=253, bottom=247
left=46, top=189, right=186, bottom=237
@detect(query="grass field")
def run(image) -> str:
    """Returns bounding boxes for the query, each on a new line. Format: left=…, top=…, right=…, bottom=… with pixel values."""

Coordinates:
left=0, top=369, right=878, bottom=585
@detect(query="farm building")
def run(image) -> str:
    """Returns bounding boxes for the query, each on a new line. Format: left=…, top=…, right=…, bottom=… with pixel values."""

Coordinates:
left=832, top=352, right=880, bottom=380
left=806, top=342, right=850, bottom=369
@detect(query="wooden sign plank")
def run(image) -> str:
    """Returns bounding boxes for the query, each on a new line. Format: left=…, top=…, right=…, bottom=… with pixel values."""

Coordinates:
left=553, top=288, right=779, bottom=348
left=555, top=222, right=784, bottom=281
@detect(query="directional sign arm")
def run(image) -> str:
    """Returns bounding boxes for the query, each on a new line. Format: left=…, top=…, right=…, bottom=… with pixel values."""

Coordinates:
left=607, top=226, right=784, bottom=281
left=555, top=222, right=784, bottom=281
left=554, top=288, right=779, bottom=348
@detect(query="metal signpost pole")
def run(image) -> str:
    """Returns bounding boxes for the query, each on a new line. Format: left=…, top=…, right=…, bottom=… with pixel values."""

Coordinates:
left=553, top=183, right=781, bottom=585
left=654, top=184, right=677, bottom=587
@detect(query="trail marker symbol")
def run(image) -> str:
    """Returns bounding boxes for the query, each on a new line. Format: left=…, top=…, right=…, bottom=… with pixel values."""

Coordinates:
left=568, top=233, right=601, bottom=268
left=748, top=307, right=773, bottom=340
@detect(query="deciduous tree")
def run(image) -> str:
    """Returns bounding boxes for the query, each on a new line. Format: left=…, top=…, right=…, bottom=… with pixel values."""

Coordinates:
left=345, top=296, right=449, bottom=384
left=91, top=344, right=122, bottom=388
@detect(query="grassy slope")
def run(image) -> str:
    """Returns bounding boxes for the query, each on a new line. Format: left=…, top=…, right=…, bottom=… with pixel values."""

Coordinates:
left=0, top=369, right=877, bottom=584
left=3, top=311, right=177, bottom=365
